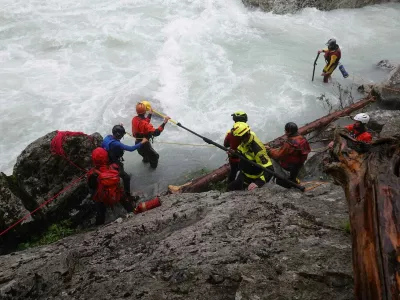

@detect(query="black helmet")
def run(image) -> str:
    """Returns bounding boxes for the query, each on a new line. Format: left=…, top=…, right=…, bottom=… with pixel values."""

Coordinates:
left=326, top=38, right=338, bottom=50
left=112, top=125, right=126, bottom=139
left=284, top=122, right=298, bottom=135
left=231, top=111, right=248, bottom=123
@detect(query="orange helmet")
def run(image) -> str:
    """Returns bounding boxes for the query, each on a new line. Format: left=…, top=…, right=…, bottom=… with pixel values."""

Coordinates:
left=136, top=102, right=146, bottom=115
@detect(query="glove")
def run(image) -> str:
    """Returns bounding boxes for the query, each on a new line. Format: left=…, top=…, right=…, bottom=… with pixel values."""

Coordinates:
left=248, top=183, right=258, bottom=191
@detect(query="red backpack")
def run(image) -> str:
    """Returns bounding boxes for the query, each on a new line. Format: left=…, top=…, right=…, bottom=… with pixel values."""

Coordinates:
left=93, top=169, right=122, bottom=206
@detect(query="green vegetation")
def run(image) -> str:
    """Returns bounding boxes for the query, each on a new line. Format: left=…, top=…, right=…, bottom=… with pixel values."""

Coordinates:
left=342, top=220, right=351, bottom=234
left=17, top=220, right=76, bottom=251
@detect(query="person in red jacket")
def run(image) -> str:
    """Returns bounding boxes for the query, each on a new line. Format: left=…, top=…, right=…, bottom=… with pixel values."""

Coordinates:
left=318, top=38, right=341, bottom=83
left=224, top=111, right=248, bottom=183
left=344, top=113, right=372, bottom=143
left=132, top=102, right=170, bottom=169
left=266, top=122, right=311, bottom=188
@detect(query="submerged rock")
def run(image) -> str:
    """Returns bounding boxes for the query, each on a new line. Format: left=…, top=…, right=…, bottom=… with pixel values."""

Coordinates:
left=376, top=59, right=396, bottom=70
left=0, top=184, right=353, bottom=300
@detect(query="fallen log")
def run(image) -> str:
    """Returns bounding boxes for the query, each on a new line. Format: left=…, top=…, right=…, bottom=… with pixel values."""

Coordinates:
left=324, top=130, right=400, bottom=299
left=171, top=96, right=375, bottom=193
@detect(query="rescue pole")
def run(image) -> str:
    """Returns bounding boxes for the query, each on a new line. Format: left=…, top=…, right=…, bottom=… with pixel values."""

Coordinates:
left=174, top=122, right=306, bottom=192
left=312, top=52, right=320, bottom=81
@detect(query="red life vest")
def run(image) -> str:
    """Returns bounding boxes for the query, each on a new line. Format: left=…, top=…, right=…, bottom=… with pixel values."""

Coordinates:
left=283, top=136, right=311, bottom=166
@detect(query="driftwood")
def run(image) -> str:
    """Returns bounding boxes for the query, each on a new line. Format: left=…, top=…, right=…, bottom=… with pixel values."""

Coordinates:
left=325, top=129, right=400, bottom=300
left=170, top=96, right=375, bottom=193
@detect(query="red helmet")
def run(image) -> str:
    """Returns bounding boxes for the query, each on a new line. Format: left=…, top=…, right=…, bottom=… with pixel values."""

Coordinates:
left=136, top=102, right=147, bottom=115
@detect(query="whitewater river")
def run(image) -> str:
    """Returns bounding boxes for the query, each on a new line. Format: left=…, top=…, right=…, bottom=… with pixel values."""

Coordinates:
left=1, top=0, right=399, bottom=195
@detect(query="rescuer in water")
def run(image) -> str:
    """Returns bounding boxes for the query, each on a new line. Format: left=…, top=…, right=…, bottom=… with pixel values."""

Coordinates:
left=318, top=38, right=341, bottom=83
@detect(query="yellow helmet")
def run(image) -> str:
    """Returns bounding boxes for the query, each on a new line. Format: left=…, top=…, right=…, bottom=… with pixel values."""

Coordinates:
left=232, top=122, right=250, bottom=137
left=141, top=100, right=152, bottom=111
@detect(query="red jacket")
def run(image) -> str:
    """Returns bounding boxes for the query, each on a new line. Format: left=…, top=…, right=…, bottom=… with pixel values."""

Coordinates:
left=344, top=124, right=372, bottom=143
left=132, top=115, right=164, bottom=139
left=268, top=135, right=311, bottom=168
left=224, top=131, right=241, bottom=163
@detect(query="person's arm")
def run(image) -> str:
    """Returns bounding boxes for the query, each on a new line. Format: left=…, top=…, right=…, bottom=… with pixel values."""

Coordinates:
left=224, top=132, right=231, bottom=148
left=268, top=142, right=291, bottom=160
left=114, top=140, right=145, bottom=152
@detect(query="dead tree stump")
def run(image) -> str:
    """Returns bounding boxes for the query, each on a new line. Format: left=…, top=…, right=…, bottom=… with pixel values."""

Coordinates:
left=325, top=129, right=400, bottom=300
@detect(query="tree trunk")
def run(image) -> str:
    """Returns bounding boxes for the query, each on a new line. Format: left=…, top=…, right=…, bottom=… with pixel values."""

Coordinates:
left=170, top=96, right=375, bottom=193
left=325, top=130, right=400, bottom=300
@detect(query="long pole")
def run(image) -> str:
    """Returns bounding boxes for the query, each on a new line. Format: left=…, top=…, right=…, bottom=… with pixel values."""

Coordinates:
left=312, top=52, right=321, bottom=82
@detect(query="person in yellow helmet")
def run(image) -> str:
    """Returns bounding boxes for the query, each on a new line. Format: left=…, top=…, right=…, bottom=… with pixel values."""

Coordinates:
left=227, top=122, right=274, bottom=191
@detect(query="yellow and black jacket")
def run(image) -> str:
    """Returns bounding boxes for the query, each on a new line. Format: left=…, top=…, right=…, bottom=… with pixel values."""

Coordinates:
left=237, top=132, right=272, bottom=181
left=323, top=47, right=341, bottom=75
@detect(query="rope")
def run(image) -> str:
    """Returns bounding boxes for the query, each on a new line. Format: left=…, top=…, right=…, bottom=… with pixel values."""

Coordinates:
left=302, top=181, right=328, bottom=192
left=0, top=173, right=88, bottom=237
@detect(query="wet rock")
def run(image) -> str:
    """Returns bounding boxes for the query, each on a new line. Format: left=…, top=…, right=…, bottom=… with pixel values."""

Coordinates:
left=242, top=0, right=393, bottom=13
left=0, top=185, right=353, bottom=300
left=376, top=60, right=396, bottom=70
left=379, top=117, right=400, bottom=138
left=373, top=65, right=400, bottom=110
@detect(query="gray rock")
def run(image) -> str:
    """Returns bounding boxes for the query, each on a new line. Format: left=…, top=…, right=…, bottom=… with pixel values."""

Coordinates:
left=376, top=60, right=396, bottom=70
left=380, top=117, right=400, bottom=138
left=13, top=131, right=102, bottom=219
left=0, top=184, right=353, bottom=300
left=366, top=109, right=400, bottom=133
left=242, top=0, right=393, bottom=13
left=0, top=173, right=31, bottom=234
left=373, top=65, right=400, bottom=110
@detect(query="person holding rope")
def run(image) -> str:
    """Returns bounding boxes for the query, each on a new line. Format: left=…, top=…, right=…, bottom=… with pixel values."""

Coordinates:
left=266, top=122, right=311, bottom=188
left=227, top=122, right=275, bottom=191
left=224, top=111, right=248, bottom=183
left=102, top=125, right=148, bottom=203
left=132, top=102, right=171, bottom=169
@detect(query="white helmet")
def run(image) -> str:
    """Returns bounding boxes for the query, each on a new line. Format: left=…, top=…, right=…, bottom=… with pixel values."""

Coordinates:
left=353, top=113, right=370, bottom=124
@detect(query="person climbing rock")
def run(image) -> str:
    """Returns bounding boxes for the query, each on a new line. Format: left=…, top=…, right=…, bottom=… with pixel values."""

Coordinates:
left=88, top=147, right=136, bottom=225
left=344, top=113, right=372, bottom=143
left=318, top=38, right=341, bottom=83
left=266, top=122, right=311, bottom=188
left=131, top=102, right=170, bottom=169
left=224, top=111, right=248, bottom=183
left=102, top=125, right=148, bottom=202
left=227, top=122, right=274, bottom=191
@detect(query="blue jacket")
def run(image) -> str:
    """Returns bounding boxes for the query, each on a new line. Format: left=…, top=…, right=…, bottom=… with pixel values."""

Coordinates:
left=102, top=135, right=142, bottom=163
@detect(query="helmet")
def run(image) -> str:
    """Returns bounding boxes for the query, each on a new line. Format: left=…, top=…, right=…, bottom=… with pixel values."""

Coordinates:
left=136, top=102, right=147, bottom=115
left=326, top=38, right=338, bottom=50
left=353, top=113, right=370, bottom=124
left=231, top=111, right=248, bottom=123
left=112, top=125, right=126, bottom=139
left=232, top=122, right=250, bottom=137
left=284, top=122, right=298, bottom=134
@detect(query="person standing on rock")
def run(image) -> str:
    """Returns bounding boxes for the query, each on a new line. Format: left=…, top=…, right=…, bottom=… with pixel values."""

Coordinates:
left=266, top=122, right=311, bottom=188
left=318, top=38, right=341, bottom=83
left=102, top=125, right=148, bottom=202
left=224, top=111, right=248, bottom=183
left=132, top=102, right=170, bottom=169
left=227, top=122, right=274, bottom=191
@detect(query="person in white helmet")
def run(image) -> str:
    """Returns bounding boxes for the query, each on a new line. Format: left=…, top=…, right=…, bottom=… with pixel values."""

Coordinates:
left=344, top=113, right=372, bottom=143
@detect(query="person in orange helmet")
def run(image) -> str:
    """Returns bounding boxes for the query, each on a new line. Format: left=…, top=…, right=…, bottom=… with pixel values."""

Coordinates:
left=131, top=102, right=170, bottom=169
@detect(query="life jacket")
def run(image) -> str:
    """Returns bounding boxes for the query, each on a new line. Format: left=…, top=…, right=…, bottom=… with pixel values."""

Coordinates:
left=284, top=135, right=311, bottom=166
left=132, top=115, right=160, bottom=139
left=345, top=124, right=372, bottom=143
left=92, top=168, right=122, bottom=206
left=324, top=47, right=341, bottom=68
left=237, top=132, right=272, bottom=180
left=102, top=135, right=124, bottom=163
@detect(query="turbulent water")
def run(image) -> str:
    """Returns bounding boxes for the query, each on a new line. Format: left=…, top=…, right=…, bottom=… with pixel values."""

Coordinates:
left=1, top=0, right=400, bottom=195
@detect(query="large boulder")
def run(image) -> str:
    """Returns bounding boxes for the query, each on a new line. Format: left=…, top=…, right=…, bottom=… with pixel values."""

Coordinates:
left=13, top=131, right=102, bottom=221
left=373, top=65, right=400, bottom=110
left=366, top=109, right=400, bottom=133
left=0, top=184, right=353, bottom=300
left=242, top=0, right=393, bottom=13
